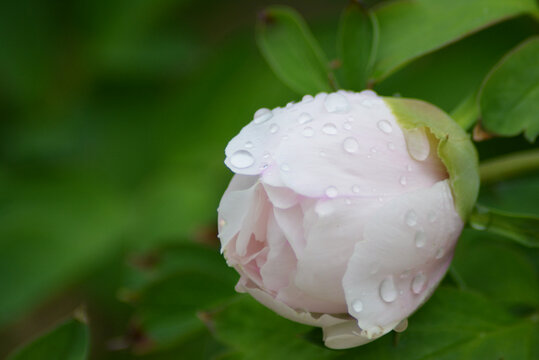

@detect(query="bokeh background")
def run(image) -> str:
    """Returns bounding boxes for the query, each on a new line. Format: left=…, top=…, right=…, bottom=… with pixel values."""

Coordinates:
left=1, top=0, right=538, bottom=358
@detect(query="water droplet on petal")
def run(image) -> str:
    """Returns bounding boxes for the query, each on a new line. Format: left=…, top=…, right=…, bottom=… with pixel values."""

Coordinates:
left=343, top=121, right=352, bottom=130
left=302, top=94, right=314, bottom=103
left=325, top=186, right=338, bottom=198
left=387, top=142, right=395, bottom=151
left=324, top=93, right=349, bottom=113
left=361, top=99, right=373, bottom=108
left=435, top=248, right=445, bottom=259
left=428, top=211, right=437, bottom=223
left=370, top=147, right=377, bottom=153
left=415, top=230, right=426, bottom=248
left=343, top=137, right=359, bottom=153
left=352, top=185, right=360, bottom=193
left=400, top=176, right=407, bottom=186
left=319, top=151, right=326, bottom=157
left=230, top=150, right=255, bottom=169
left=263, top=152, right=270, bottom=159
left=380, top=276, right=397, bottom=303
left=361, top=90, right=377, bottom=97
left=297, top=112, right=313, bottom=124
left=280, top=163, right=290, bottom=172
left=245, top=141, right=253, bottom=148
left=403, top=127, right=430, bottom=161
left=253, top=108, right=273, bottom=124
left=352, top=299, right=363, bottom=313
left=377, top=120, right=393, bottom=134
left=286, top=101, right=294, bottom=109
left=302, top=127, right=315, bottom=137
left=394, top=319, right=408, bottom=333
left=218, top=218, right=227, bottom=228
left=269, top=124, right=279, bottom=134
left=412, top=272, right=427, bottom=294
left=405, top=210, right=417, bottom=227
left=407, top=164, right=413, bottom=172
left=345, top=198, right=352, bottom=205
left=322, top=123, right=338, bottom=135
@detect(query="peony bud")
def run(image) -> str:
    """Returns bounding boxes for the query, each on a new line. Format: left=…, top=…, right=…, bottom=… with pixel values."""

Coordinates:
left=217, top=90, right=479, bottom=349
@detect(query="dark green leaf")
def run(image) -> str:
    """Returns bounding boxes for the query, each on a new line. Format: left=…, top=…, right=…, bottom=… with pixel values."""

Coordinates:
left=453, top=229, right=539, bottom=306
left=479, top=173, right=539, bottom=216
left=479, top=36, right=539, bottom=141
left=7, top=319, right=89, bottom=360
left=468, top=205, right=539, bottom=247
left=337, top=3, right=378, bottom=90
left=372, top=0, right=538, bottom=80
left=256, top=6, right=334, bottom=95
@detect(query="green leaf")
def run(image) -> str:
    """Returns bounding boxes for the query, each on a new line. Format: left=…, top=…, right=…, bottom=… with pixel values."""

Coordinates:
left=256, top=6, right=334, bottom=95
left=479, top=173, right=539, bottom=216
left=469, top=205, right=539, bottom=248
left=210, top=296, right=336, bottom=360
left=385, top=97, right=480, bottom=220
left=372, top=0, right=538, bottom=80
left=479, top=36, right=539, bottom=141
left=344, top=287, right=539, bottom=360
left=7, top=318, right=89, bottom=360
left=337, top=3, right=379, bottom=90
left=453, top=229, right=539, bottom=306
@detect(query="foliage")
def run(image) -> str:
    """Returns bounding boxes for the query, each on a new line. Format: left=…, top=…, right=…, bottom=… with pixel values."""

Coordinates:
left=1, top=0, right=538, bottom=359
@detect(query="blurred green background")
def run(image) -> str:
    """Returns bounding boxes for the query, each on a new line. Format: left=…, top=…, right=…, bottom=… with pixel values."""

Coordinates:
left=0, top=0, right=538, bottom=359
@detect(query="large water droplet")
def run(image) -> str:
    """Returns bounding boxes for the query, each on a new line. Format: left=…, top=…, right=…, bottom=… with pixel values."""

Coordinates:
left=302, top=127, right=314, bottom=137
left=322, top=123, right=338, bottom=135
left=269, top=124, right=279, bottom=134
left=405, top=210, right=417, bottom=227
left=297, top=112, right=313, bottom=124
left=380, top=276, right=397, bottom=303
left=377, top=120, right=393, bottom=134
left=400, top=176, right=407, bottom=186
left=412, top=272, right=426, bottom=294
left=253, top=108, right=273, bottom=124
left=394, top=319, right=408, bottom=333
left=343, top=137, right=359, bottom=153
left=403, top=127, right=430, bottom=161
left=352, top=299, right=363, bottom=313
left=302, top=94, right=314, bottom=103
left=230, top=150, right=255, bottom=169
left=324, top=93, right=349, bottom=113
left=325, top=186, right=338, bottom=198
left=415, top=230, right=426, bottom=248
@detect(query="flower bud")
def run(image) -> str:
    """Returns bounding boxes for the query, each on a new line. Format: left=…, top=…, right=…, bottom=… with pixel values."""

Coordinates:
left=217, top=90, right=479, bottom=349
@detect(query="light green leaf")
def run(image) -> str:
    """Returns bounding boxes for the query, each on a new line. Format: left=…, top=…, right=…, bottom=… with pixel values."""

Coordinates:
left=256, top=6, right=334, bottom=95
left=469, top=205, right=539, bottom=248
left=7, top=319, right=88, bottom=360
left=385, top=97, right=480, bottom=220
left=372, top=0, right=538, bottom=80
left=479, top=36, right=539, bottom=141
left=453, top=229, right=539, bottom=306
left=337, top=2, right=378, bottom=90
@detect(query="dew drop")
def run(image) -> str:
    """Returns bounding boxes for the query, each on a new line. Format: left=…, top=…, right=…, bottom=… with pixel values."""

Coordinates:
left=324, top=93, right=349, bottom=113
left=352, top=185, right=360, bottom=193
left=218, top=218, right=227, bottom=228
left=302, top=94, right=314, bottom=103
left=343, top=137, right=359, bottom=153
left=361, top=89, right=377, bottom=97
left=377, top=120, right=393, bottom=134
left=297, top=112, right=313, bottom=124
left=412, top=272, right=427, bottom=294
left=343, top=121, right=352, bottom=130
left=269, top=124, right=279, bottom=134
left=428, top=211, right=437, bottom=223
left=322, top=123, right=338, bottom=135
left=435, top=248, right=445, bottom=259
left=345, top=198, right=352, bottom=205
left=407, top=164, right=413, bottom=172
left=230, top=150, right=255, bottom=169
left=286, top=101, right=294, bottom=109
left=263, top=152, right=270, bottom=160
left=379, top=276, right=397, bottom=303
left=387, top=142, right=396, bottom=151
left=325, top=186, right=338, bottom=198
left=253, top=108, right=273, bottom=124
left=370, top=147, right=377, bottom=153
left=361, top=99, right=374, bottom=108
left=405, top=210, right=417, bottom=227
left=245, top=141, right=253, bottom=149
left=352, top=299, right=363, bottom=313
left=394, top=319, right=408, bottom=333
left=415, top=230, right=426, bottom=248
left=280, top=163, right=290, bottom=172
left=400, top=176, right=407, bottom=186
left=403, top=127, right=430, bottom=161
left=302, top=127, right=315, bottom=137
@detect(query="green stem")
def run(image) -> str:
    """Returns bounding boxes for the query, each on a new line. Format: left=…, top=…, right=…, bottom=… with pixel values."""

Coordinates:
left=450, top=91, right=479, bottom=130
left=479, top=148, right=539, bottom=184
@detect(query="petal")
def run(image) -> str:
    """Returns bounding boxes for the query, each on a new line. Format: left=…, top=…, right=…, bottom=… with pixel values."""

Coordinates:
left=342, top=180, right=463, bottom=335
left=217, top=175, right=259, bottom=251
left=263, top=183, right=299, bottom=209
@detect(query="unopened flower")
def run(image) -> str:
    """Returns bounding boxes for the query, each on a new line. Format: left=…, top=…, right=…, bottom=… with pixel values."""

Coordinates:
left=217, top=90, right=478, bottom=349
